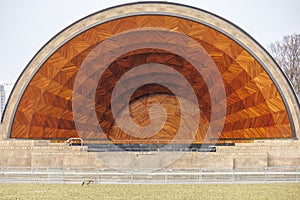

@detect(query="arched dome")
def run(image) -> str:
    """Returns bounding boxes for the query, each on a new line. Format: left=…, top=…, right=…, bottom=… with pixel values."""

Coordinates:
left=1, top=2, right=299, bottom=144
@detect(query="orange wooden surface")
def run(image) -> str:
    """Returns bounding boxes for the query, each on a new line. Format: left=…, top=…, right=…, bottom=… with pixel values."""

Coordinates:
left=10, top=15, right=292, bottom=143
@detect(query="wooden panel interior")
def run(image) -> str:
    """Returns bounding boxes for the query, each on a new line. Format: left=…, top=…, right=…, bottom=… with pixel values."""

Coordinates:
left=10, top=15, right=293, bottom=143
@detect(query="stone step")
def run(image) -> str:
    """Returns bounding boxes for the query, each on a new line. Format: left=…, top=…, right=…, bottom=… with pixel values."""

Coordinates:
left=0, top=140, right=50, bottom=147
left=217, top=145, right=300, bottom=153
left=235, top=139, right=300, bottom=147
left=0, top=145, right=88, bottom=152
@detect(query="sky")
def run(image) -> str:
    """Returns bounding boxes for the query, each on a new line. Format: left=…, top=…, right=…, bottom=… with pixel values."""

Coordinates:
left=0, top=0, right=299, bottom=84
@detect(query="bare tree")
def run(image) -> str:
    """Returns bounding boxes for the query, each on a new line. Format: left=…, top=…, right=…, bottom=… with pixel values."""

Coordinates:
left=268, top=33, right=300, bottom=96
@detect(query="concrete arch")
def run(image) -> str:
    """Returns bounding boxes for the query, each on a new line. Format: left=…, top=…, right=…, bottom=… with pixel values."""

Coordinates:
left=1, top=2, right=299, bottom=142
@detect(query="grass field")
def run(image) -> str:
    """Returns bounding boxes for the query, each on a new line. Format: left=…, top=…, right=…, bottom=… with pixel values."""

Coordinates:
left=0, top=183, right=299, bottom=199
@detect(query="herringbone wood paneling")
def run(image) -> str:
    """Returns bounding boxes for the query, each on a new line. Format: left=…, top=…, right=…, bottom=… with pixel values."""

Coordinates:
left=10, top=15, right=292, bottom=143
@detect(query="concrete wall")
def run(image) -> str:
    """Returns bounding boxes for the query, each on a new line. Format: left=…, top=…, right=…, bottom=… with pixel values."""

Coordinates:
left=0, top=139, right=299, bottom=170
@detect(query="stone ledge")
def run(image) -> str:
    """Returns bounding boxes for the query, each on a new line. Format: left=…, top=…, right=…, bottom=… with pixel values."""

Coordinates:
left=235, top=139, right=300, bottom=147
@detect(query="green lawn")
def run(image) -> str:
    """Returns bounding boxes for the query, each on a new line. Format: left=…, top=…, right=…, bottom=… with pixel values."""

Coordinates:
left=0, top=183, right=299, bottom=199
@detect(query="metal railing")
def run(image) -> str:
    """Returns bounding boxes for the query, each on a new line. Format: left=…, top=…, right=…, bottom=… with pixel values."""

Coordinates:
left=0, top=167, right=299, bottom=184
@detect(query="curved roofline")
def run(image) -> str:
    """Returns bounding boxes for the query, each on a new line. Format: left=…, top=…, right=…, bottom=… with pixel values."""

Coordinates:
left=1, top=1, right=299, bottom=140
left=2, top=1, right=299, bottom=124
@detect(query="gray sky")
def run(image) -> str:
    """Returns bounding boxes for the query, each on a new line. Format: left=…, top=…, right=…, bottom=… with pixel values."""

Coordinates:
left=0, top=0, right=299, bottom=83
